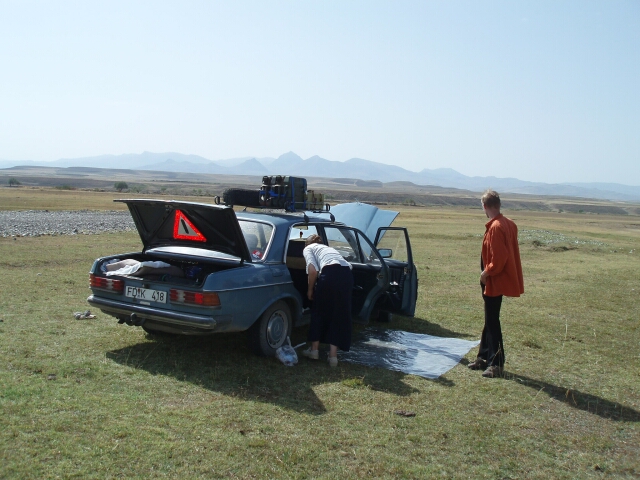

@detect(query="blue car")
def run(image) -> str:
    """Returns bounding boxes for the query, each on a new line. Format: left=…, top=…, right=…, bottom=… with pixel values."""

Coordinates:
left=87, top=200, right=418, bottom=356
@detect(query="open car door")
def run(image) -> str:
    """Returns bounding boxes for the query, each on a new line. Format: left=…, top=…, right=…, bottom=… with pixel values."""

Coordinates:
left=374, top=227, right=418, bottom=317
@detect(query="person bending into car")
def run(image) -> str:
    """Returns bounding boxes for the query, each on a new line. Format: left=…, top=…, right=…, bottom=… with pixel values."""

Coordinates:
left=301, top=234, right=354, bottom=367
left=468, top=189, right=524, bottom=378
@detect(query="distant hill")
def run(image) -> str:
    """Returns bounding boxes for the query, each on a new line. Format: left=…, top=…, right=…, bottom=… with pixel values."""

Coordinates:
left=1, top=151, right=639, bottom=201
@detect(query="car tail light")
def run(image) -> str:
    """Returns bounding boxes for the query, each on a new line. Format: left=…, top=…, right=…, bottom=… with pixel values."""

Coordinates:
left=170, top=289, right=220, bottom=307
left=90, top=274, right=124, bottom=293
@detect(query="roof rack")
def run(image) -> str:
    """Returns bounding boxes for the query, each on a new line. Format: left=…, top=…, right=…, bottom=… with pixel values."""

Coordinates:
left=234, top=205, right=335, bottom=223
left=214, top=195, right=331, bottom=214
left=303, top=209, right=335, bottom=223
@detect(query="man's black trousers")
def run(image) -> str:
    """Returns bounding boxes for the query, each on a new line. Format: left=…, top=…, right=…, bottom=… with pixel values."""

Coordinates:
left=479, top=292, right=504, bottom=367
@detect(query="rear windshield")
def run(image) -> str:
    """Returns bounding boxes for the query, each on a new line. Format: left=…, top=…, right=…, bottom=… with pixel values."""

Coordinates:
left=239, top=220, right=274, bottom=262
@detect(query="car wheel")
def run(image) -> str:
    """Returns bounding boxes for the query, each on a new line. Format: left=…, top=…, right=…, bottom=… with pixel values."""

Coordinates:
left=248, top=301, right=292, bottom=356
left=375, top=310, right=392, bottom=323
left=222, top=188, right=261, bottom=207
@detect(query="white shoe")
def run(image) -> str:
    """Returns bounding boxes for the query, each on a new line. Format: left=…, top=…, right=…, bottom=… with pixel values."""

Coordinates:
left=328, top=356, right=338, bottom=367
left=302, top=348, right=319, bottom=360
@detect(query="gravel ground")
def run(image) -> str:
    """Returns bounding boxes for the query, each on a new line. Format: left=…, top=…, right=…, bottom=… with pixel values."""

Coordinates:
left=0, top=210, right=136, bottom=237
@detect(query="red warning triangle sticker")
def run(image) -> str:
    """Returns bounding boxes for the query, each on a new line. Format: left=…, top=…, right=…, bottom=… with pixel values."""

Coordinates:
left=173, top=210, right=207, bottom=242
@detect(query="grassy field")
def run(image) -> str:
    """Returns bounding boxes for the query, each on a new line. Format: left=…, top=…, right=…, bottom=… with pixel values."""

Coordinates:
left=0, top=190, right=639, bottom=478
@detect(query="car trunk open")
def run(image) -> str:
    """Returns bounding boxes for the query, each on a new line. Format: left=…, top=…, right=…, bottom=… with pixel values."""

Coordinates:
left=88, top=200, right=257, bottom=333
left=116, top=199, right=251, bottom=262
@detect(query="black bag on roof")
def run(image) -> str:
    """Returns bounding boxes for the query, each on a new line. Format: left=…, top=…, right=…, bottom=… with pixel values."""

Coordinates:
left=259, top=176, right=307, bottom=211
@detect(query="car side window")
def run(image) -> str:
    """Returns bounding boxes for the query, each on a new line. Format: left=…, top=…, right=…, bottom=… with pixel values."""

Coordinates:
left=239, top=220, right=274, bottom=261
left=290, top=224, right=318, bottom=240
left=375, top=229, right=408, bottom=263
left=324, top=227, right=361, bottom=263
left=357, top=231, right=381, bottom=265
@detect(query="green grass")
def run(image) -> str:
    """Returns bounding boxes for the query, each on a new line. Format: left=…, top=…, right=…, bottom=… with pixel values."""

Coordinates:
left=1, top=195, right=639, bottom=478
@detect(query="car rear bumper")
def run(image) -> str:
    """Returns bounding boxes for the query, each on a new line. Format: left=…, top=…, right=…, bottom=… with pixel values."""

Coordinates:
left=87, top=294, right=219, bottom=330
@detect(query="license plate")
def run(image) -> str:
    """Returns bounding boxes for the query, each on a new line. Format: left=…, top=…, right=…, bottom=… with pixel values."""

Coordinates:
left=125, top=286, right=167, bottom=303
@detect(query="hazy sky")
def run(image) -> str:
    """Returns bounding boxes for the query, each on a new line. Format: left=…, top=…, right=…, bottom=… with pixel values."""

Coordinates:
left=1, top=1, right=639, bottom=185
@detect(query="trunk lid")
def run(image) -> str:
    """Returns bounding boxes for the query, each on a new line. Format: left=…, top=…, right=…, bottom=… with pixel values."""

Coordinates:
left=116, top=199, right=251, bottom=262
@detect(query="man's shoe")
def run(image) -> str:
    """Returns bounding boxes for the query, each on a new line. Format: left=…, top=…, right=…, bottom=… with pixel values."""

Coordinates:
left=468, top=358, right=487, bottom=370
left=301, top=348, right=319, bottom=360
left=482, top=365, right=503, bottom=378
left=328, top=356, right=338, bottom=367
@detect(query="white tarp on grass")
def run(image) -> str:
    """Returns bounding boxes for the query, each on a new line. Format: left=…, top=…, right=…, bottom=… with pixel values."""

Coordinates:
left=340, top=328, right=480, bottom=379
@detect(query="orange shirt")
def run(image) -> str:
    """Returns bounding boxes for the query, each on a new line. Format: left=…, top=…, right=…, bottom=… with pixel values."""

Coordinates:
left=482, top=214, right=524, bottom=297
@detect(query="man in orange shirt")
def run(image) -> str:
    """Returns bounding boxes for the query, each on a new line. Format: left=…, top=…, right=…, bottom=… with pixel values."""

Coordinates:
left=468, top=190, right=524, bottom=378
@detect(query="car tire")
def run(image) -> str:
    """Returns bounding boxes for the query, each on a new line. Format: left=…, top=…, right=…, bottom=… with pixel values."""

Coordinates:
left=248, top=300, right=292, bottom=356
left=222, top=188, right=261, bottom=207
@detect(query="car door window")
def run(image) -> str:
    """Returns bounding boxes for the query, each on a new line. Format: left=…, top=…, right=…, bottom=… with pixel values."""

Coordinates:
left=324, top=227, right=361, bottom=263
left=356, top=231, right=381, bottom=265
left=290, top=224, right=318, bottom=240
left=375, top=229, right=408, bottom=263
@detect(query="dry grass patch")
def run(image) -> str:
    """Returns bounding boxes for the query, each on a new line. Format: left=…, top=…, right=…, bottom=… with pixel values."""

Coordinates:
left=0, top=197, right=639, bottom=478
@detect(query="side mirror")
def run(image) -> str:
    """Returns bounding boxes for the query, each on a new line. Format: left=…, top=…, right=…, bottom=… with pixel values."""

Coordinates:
left=378, top=248, right=392, bottom=259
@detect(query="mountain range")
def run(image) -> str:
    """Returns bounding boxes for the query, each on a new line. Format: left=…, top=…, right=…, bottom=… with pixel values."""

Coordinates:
left=1, top=151, right=639, bottom=202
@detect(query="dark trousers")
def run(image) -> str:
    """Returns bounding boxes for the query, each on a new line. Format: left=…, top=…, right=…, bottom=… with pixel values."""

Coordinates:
left=308, top=265, right=354, bottom=351
left=478, top=292, right=505, bottom=367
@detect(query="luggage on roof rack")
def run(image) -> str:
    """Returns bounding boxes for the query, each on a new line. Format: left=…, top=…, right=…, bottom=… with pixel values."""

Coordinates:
left=306, top=189, right=325, bottom=210
left=215, top=176, right=330, bottom=213
left=259, top=176, right=307, bottom=211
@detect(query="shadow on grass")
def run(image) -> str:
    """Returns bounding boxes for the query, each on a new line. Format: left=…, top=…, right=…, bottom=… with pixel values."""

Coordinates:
left=507, top=373, right=640, bottom=422
left=106, top=329, right=419, bottom=415
left=375, top=316, right=475, bottom=339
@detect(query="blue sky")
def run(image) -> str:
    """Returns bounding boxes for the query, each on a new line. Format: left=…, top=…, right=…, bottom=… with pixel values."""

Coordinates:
left=1, top=1, right=638, bottom=185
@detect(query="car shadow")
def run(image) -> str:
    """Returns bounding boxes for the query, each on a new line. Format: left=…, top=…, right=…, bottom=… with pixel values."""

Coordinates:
left=106, top=329, right=420, bottom=415
left=107, top=332, right=640, bottom=421
left=505, top=372, right=640, bottom=422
